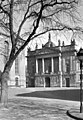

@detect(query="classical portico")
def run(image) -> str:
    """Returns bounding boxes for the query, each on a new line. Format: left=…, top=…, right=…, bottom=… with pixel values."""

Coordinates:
left=26, top=33, right=78, bottom=87
left=35, top=52, right=62, bottom=87
left=36, top=56, right=62, bottom=74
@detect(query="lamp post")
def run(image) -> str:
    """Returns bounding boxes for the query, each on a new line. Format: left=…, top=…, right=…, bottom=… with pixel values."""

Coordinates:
left=77, top=48, right=83, bottom=113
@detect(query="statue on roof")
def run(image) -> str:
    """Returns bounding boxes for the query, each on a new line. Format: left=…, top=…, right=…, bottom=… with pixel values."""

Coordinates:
left=71, top=39, right=75, bottom=45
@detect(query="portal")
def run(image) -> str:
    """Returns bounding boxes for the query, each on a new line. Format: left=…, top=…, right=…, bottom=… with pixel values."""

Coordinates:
left=45, top=77, right=50, bottom=87
left=66, top=78, right=70, bottom=87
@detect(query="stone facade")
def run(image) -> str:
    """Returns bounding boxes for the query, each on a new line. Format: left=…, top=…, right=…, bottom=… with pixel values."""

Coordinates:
left=0, top=36, right=26, bottom=87
left=26, top=33, right=80, bottom=87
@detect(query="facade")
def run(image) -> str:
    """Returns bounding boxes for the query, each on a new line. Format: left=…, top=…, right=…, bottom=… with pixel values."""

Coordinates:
left=0, top=36, right=26, bottom=87
left=26, top=33, right=80, bottom=87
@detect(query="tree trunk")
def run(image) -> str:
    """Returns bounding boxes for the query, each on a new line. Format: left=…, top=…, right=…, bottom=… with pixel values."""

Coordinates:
left=0, top=69, right=9, bottom=107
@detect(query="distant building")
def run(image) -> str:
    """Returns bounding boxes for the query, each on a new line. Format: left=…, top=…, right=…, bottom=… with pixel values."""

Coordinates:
left=26, top=33, right=80, bottom=87
left=0, top=36, right=26, bottom=87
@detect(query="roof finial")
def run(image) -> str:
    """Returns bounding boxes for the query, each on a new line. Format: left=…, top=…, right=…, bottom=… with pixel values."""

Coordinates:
left=35, top=42, right=38, bottom=49
left=48, top=32, right=51, bottom=43
left=62, top=41, right=65, bottom=46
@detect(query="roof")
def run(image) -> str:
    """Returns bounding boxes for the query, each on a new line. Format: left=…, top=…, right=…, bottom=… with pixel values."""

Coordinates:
left=43, top=41, right=56, bottom=48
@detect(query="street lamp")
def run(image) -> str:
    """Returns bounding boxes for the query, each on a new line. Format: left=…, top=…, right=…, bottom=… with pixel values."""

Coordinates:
left=77, top=48, right=83, bottom=113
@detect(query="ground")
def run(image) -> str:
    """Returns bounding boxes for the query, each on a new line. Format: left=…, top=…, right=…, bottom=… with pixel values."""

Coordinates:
left=0, top=87, right=81, bottom=120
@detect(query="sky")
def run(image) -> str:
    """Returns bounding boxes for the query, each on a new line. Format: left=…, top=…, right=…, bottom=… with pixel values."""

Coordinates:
left=27, top=1, right=83, bottom=51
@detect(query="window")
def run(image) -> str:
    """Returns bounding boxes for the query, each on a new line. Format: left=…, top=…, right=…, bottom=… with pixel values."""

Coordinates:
left=38, top=59, right=42, bottom=74
left=45, top=58, right=51, bottom=74
left=54, top=57, right=59, bottom=73
left=15, top=57, right=19, bottom=75
left=65, top=58, right=70, bottom=73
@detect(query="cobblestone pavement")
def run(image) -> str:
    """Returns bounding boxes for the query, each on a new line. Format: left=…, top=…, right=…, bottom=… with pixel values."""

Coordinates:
left=0, top=87, right=80, bottom=120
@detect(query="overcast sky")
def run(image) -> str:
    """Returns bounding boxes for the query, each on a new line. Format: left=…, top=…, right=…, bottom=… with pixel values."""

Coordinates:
left=27, top=1, right=83, bottom=51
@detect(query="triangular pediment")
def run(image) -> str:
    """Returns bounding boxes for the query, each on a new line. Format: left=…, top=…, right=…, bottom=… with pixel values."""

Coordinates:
left=34, top=47, right=59, bottom=55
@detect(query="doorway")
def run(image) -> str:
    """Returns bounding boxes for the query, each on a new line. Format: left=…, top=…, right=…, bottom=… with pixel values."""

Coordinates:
left=45, top=77, right=50, bottom=87
left=66, top=78, right=70, bottom=87
left=15, top=77, right=18, bottom=86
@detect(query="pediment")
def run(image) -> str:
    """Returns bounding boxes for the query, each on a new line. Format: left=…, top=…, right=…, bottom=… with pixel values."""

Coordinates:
left=34, top=47, right=59, bottom=55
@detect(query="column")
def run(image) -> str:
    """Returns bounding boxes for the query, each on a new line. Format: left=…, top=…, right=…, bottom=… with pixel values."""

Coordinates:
left=42, top=58, right=44, bottom=74
left=63, top=58, right=66, bottom=72
left=51, top=57, right=54, bottom=73
left=59, top=53, right=62, bottom=87
left=59, top=53, right=62, bottom=72
left=70, top=56, right=72, bottom=72
left=44, top=78, right=45, bottom=88
left=36, top=59, right=38, bottom=74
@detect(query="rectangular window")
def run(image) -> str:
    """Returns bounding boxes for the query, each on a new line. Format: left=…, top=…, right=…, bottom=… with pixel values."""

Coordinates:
left=65, top=58, right=70, bottom=73
left=15, top=57, right=19, bottom=75
left=54, top=57, right=59, bottom=73
left=45, top=58, right=51, bottom=74
left=38, top=59, right=42, bottom=74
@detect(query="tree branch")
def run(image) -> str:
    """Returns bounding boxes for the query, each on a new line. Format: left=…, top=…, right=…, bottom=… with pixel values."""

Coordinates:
left=15, top=0, right=31, bottom=43
left=14, top=1, right=44, bottom=58
left=44, top=0, right=78, bottom=8
left=31, top=25, right=83, bottom=40
left=9, top=0, right=15, bottom=47
left=0, top=4, right=9, bottom=16
left=0, top=32, right=10, bottom=38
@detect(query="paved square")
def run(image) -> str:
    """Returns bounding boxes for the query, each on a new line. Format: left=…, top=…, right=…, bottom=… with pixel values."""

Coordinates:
left=0, top=87, right=80, bottom=120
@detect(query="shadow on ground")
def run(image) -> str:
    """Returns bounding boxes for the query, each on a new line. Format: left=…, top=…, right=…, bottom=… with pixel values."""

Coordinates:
left=16, top=89, right=83, bottom=101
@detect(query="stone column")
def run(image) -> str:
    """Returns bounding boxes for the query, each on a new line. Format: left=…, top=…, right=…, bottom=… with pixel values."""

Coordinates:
left=63, top=58, right=66, bottom=72
left=70, top=56, right=72, bottom=72
left=44, top=78, right=45, bottom=88
left=59, top=53, right=62, bottom=87
left=51, top=57, right=54, bottom=73
left=73, top=56, right=76, bottom=71
left=36, top=59, right=38, bottom=74
left=42, top=58, right=44, bottom=74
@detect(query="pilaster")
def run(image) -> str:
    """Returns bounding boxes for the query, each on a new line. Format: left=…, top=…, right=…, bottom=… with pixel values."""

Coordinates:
left=59, top=53, right=62, bottom=87
left=51, top=57, right=54, bottom=74
left=70, top=56, right=72, bottom=72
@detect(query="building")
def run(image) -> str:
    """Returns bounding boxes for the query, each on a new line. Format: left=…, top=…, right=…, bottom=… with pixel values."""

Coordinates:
left=26, top=33, right=80, bottom=87
left=0, top=36, right=26, bottom=87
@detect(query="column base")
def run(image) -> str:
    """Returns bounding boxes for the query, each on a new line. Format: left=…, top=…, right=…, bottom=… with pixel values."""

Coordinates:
left=51, top=72, right=54, bottom=74
left=35, top=73, right=38, bottom=75
left=42, top=72, right=45, bottom=75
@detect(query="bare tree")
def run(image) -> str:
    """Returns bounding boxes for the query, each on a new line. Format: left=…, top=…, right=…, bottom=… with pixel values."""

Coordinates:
left=0, top=0, right=82, bottom=107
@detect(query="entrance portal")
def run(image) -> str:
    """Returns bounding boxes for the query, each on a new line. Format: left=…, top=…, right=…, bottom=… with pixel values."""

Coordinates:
left=45, top=77, right=50, bottom=87
left=66, top=78, right=70, bottom=87
left=15, top=77, right=18, bottom=86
